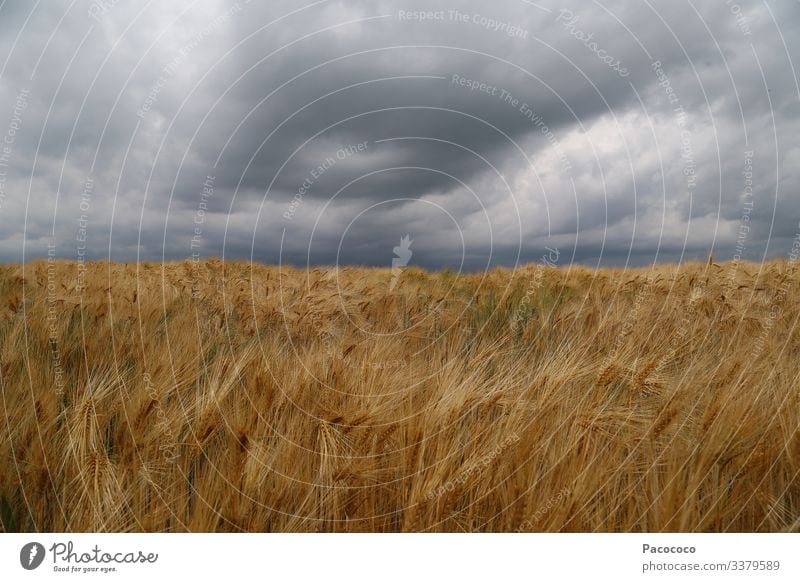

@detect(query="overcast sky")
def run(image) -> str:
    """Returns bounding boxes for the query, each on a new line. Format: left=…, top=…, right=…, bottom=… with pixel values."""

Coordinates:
left=0, top=0, right=798, bottom=269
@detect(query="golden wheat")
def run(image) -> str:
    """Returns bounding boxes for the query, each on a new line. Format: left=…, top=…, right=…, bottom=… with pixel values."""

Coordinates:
left=0, top=258, right=798, bottom=532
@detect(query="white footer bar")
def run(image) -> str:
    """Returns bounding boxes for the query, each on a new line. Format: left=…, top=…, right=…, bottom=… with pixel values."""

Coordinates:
left=1, top=534, right=796, bottom=581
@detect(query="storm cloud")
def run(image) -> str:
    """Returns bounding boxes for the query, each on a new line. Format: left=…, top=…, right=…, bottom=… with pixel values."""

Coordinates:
left=0, top=0, right=798, bottom=269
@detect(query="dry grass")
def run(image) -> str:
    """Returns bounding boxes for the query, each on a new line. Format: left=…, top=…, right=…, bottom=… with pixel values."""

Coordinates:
left=0, top=258, right=798, bottom=532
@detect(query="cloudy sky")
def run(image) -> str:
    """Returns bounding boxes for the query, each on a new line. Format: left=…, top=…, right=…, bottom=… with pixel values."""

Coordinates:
left=0, top=0, right=798, bottom=269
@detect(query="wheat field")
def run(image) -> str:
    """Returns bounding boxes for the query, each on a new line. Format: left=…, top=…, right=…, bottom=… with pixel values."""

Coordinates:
left=0, top=258, right=798, bottom=532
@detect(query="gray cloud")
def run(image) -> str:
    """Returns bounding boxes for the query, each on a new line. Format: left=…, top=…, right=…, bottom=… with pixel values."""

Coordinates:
left=0, top=0, right=798, bottom=270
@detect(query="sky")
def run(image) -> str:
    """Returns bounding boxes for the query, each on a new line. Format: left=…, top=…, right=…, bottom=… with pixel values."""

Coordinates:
left=0, top=0, right=799, bottom=269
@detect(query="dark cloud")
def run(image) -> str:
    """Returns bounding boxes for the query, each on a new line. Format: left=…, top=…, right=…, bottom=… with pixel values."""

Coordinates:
left=0, top=0, right=798, bottom=269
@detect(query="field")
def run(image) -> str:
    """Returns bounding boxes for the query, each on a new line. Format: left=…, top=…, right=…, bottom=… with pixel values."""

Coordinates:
left=0, top=258, right=798, bottom=532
